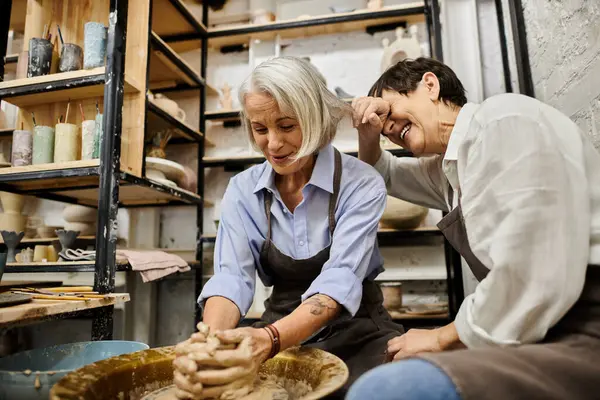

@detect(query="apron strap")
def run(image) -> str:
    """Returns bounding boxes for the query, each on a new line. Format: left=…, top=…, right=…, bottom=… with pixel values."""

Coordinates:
left=328, top=149, right=342, bottom=235
left=264, top=190, right=273, bottom=241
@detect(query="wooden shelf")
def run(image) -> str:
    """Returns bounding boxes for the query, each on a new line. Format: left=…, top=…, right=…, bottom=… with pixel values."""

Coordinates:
left=166, top=3, right=425, bottom=51
left=152, top=0, right=207, bottom=38
left=202, top=146, right=410, bottom=167
left=149, top=31, right=205, bottom=91
left=0, top=293, right=130, bottom=327
left=0, top=163, right=204, bottom=207
left=147, top=97, right=213, bottom=146
left=0, top=67, right=142, bottom=107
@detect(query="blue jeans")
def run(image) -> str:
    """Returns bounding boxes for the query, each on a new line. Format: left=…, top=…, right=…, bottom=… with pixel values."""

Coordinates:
left=346, top=359, right=461, bottom=400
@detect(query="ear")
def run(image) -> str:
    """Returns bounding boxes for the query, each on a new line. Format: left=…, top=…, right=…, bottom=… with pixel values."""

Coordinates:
left=421, top=72, right=440, bottom=102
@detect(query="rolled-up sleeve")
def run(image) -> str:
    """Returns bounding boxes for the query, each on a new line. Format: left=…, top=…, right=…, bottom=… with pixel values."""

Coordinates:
left=455, top=115, right=589, bottom=348
left=197, top=180, right=256, bottom=316
left=374, top=149, right=448, bottom=211
left=302, top=182, right=387, bottom=316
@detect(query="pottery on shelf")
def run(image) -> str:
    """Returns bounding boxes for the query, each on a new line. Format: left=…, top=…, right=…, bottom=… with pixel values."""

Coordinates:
left=19, top=247, right=33, bottom=263
left=380, top=25, right=421, bottom=74
left=379, top=196, right=428, bottom=230
left=380, top=282, right=403, bottom=311
left=64, top=222, right=95, bottom=236
left=55, top=229, right=80, bottom=259
left=153, top=94, right=186, bottom=121
left=0, top=213, right=27, bottom=233
left=219, top=83, right=233, bottom=111
left=146, top=130, right=173, bottom=159
left=1, top=231, right=25, bottom=262
left=0, top=192, right=25, bottom=214
left=63, top=205, right=96, bottom=223
left=145, top=157, right=185, bottom=188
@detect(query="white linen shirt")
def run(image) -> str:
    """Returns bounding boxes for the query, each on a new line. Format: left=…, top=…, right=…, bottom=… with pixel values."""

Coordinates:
left=374, top=93, right=600, bottom=348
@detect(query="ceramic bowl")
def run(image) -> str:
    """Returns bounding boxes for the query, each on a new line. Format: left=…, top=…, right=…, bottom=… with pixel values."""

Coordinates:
left=62, top=205, right=96, bottom=223
left=380, top=196, right=428, bottom=230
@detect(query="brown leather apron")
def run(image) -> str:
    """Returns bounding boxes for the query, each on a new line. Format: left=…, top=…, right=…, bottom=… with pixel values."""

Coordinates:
left=419, top=185, right=600, bottom=400
left=253, top=149, right=404, bottom=397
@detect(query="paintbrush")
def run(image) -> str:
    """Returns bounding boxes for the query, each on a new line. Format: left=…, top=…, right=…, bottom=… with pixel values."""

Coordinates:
left=65, top=101, right=70, bottom=124
left=31, top=112, right=37, bottom=127
left=96, top=100, right=100, bottom=116
left=56, top=24, right=64, bottom=46
left=79, top=103, right=85, bottom=120
left=42, top=24, right=48, bottom=40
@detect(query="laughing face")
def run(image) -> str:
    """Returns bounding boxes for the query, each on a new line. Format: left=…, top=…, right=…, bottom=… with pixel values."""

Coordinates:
left=379, top=73, right=453, bottom=155
left=244, top=91, right=312, bottom=175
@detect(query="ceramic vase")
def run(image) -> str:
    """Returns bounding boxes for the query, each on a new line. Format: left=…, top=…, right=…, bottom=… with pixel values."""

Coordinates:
left=1, top=230, right=24, bottom=262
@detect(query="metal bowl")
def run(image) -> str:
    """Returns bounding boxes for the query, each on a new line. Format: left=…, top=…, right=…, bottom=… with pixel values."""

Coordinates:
left=50, top=346, right=349, bottom=400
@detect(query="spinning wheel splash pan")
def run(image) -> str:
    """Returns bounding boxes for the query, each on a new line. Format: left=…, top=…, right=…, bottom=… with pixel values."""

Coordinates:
left=50, top=346, right=349, bottom=400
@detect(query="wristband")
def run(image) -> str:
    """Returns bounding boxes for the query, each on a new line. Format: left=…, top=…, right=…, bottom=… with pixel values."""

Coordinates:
left=265, top=324, right=280, bottom=359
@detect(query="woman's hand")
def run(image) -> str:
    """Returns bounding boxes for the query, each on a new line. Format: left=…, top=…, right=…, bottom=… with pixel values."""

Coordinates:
left=216, top=327, right=273, bottom=365
left=387, top=323, right=465, bottom=362
left=352, top=96, right=391, bottom=136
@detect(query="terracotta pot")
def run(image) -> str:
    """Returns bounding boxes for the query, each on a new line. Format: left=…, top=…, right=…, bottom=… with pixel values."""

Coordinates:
left=380, top=282, right=403, bottom=310
left=0, top=213, right=26, bottom=233
left=0, top=192, right=25, bottom=215
left=380, top=196, right=428, bottom=230
left=63, top=205, right=97, bottom=223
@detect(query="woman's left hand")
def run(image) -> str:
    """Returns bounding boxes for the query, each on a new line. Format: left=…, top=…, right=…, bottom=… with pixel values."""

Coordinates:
left=387, top=329, right=442, bottom=361
left=215, top=327, right=273, bottom=365
left=387, top=324, right=464, bottom=362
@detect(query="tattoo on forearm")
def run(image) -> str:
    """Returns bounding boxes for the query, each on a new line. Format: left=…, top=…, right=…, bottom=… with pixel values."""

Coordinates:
left=303, top=295, right=337, bottom=316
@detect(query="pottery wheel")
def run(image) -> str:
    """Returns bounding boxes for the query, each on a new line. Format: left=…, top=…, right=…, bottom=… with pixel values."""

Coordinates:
left=0, top=292, right=32, bottom=307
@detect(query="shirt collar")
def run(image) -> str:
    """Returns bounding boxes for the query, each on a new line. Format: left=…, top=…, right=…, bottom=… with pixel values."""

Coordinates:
left=252, top=144, right=335, bottom=194
left=443, top=103, right=479, bottom=162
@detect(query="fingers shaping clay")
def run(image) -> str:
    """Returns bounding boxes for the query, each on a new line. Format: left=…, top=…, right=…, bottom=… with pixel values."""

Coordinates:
left=172, top=323, right=256, bottom=400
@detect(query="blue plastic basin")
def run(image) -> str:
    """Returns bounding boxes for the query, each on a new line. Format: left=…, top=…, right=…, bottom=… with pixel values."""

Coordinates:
left=0, top=340, right=149, bottom=400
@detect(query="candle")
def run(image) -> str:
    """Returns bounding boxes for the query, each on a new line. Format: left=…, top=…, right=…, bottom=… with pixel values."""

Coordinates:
left=81, top=120, right=95, bottom=160
left=93, top=113, right=103, bottom=158
left=84, top=22, right=108, bottom=69
left=54, top=123, right=79, bottom=162
left=32, top=126, right=55, bottom=164
left=11, top=130, right=32, bottom=166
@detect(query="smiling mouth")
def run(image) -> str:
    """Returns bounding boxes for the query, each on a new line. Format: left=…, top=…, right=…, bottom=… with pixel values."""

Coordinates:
left=270, top=154, right=293, bottom=164
left=400, top=123, right=411, bottom=141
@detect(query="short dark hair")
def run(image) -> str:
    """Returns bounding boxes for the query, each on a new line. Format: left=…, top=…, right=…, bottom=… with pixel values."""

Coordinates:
left=369, top=57, right=467, bottom=107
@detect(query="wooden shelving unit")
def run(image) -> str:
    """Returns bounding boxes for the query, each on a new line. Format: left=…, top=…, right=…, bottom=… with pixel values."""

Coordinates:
left=0, top=0, right=211, bottom=340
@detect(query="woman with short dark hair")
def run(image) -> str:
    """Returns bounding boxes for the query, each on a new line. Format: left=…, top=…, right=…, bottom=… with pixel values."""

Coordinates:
left=348, top=57, right=600, bottom=400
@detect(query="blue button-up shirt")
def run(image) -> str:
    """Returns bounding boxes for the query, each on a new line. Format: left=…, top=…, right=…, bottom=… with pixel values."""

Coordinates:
left=198, top=144, right=387, bottom=317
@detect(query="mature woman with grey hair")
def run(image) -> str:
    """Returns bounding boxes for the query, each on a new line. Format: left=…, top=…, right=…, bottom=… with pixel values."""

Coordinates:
left=195, top=56, right=404, bottom=397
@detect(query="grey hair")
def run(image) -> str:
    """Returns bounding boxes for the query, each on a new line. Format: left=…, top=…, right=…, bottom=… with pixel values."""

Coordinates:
left=238, top=56, right=351, bottom=160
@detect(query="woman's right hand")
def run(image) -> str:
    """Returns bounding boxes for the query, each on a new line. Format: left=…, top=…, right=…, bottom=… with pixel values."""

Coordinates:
left=352, top=96, right=391, bottom=137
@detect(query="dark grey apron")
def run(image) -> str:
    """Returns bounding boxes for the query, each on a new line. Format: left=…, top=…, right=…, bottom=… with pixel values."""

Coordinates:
left=419, top=185, right=600, bottom=400
left=254, top=149, right=403, bottom=398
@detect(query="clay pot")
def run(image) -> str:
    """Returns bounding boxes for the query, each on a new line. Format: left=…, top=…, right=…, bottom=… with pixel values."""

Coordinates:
left=62, top=205, right=96, bottom=223
left=0, top=213, right=27, bottom=233
left=0, top=192, right=25, bottom=215
left=153, top=94, right=186, bottom=121
left=380, top=196, right=428, bottom=230
left=380, top=282, right=403, bottom=311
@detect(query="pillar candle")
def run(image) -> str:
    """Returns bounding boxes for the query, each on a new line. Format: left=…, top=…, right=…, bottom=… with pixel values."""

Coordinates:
left=84, top=22, right=108, bottom=69
left=81, top=120, right=96, bottom=160
left=32, top=126, right=55, bottom=164
left=93, top=113, right=103, bottom=158
left=54, top=123, right=79, bottom=162
left=11, top=129, right=32, bottom=166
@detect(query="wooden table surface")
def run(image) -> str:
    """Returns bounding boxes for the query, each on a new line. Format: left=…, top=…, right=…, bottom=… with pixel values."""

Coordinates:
left=0, top=293, right=130, bottom=326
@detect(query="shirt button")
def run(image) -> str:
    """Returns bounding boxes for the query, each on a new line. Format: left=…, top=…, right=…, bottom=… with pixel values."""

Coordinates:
left=299, top=241, right=305, bottom=246
left=283, top=208, right=287, bottom=213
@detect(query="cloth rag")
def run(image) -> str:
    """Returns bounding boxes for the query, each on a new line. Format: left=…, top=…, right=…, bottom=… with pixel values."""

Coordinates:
left=116, top=250, right=190, bottom=282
